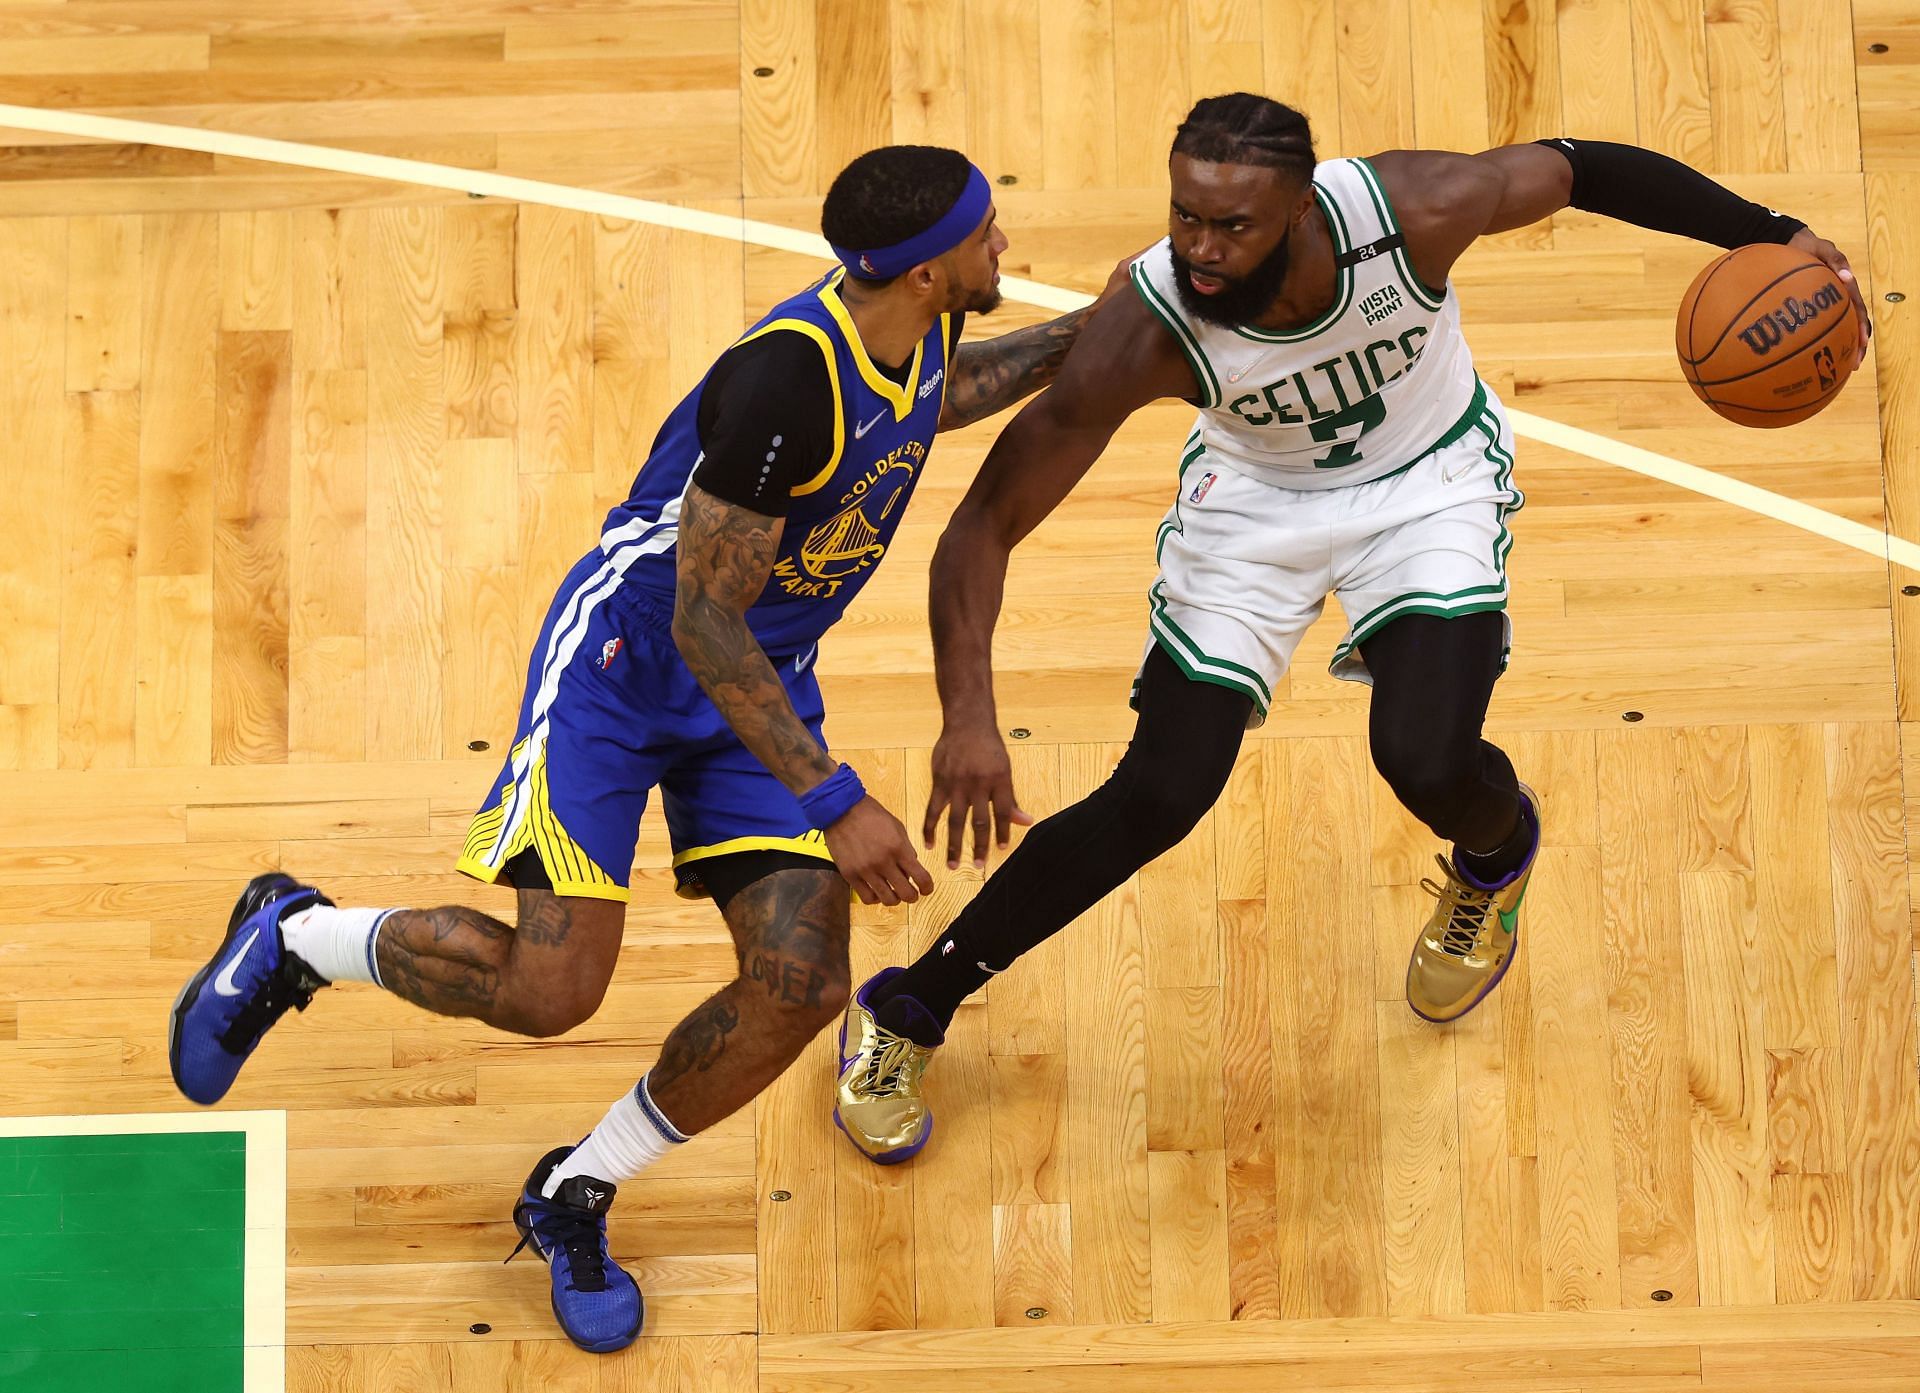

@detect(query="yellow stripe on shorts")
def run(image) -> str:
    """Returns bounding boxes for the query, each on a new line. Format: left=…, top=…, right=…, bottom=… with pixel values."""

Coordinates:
left=454, top=735, right=626, bottom=902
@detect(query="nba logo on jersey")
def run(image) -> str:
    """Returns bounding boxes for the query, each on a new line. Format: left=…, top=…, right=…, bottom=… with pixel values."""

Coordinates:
left=1189, top=470, right=1217, bottom=504
left=598, top=637, right=623, bottom=669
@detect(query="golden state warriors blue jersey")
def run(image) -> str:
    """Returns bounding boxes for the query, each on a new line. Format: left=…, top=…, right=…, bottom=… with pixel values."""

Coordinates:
left=602, top=270, right=951, bottom=653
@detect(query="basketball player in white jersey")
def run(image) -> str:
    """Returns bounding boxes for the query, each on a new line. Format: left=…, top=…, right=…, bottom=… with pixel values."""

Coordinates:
left=829, top=93, right=1869, bottom=1163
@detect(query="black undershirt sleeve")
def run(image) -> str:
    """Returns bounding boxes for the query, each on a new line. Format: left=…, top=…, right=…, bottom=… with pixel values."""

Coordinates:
left=692, top=332, right=836, bottom=516
left=694, top=315, right=960, bottom=513
left=1534, top=138, right=1805, bottom=249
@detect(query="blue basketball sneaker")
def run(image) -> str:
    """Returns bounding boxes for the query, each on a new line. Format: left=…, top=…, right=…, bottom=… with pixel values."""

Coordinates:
left=169, top=872, right=332, bottom=1106
left=509, top=1145, right=643, bottom=1353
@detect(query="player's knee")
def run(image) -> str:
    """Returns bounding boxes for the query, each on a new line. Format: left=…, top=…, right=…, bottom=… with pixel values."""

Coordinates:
left=1107, top=750, right=1225, bottom=857
left=1373, top=730, right=1476, bottom=827
left=501, top=976, right=607, bottom=1038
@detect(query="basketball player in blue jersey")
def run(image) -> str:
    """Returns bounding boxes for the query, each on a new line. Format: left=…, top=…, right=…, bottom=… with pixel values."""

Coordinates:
left=168, top=145, right=1121, bottom=1352
left=833, top=95, right=1869, bottom=1165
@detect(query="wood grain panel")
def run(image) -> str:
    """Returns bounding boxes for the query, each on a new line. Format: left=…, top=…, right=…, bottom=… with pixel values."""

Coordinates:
left=58, top=388, right=139, bottom=769
left=2, top=10, right=1915, bottom=1389
left=211, top=328, right=292, bottom=763
left=365, top=205, right=445, bottom=761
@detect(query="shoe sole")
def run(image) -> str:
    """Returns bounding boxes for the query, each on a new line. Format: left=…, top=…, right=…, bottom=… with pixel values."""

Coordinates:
left=167, top=872, right=313, bottom=1106
left=512, top=1196, right=643, bottom=1353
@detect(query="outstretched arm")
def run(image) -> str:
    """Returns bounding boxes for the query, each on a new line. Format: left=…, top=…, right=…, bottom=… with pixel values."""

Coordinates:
left=940, top=304, right=1095, bottom=431
left=924, top=286, right=1197, bottom=867
left=1375, top=141, right=1871, bottom=365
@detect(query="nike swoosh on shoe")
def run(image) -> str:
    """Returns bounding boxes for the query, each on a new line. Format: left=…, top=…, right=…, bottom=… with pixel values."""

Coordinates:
left=212, top=927, right=263, bottom=997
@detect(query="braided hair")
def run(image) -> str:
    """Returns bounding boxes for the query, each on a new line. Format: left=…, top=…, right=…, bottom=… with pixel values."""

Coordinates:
left=1172, top=94, right=1315, bottom=183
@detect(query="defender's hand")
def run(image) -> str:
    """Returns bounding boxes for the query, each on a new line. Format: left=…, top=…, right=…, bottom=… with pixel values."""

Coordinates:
left=1089, top=247, right=1148, bottom=315
left=824, top=797, right=935, bottom=907
left=1790, top=227, right=1872, bottom=369
left=924, top=723, right=1032, bottom=871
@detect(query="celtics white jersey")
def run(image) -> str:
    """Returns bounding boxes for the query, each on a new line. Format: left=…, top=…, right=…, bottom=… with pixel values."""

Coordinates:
left=1131, top=157, right=1482, bottom=490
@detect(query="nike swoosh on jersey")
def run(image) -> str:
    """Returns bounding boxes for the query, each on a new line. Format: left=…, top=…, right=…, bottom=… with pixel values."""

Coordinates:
left=213, top=927, right=263, bottom=996
left=853, top=410, right=887, bottom=439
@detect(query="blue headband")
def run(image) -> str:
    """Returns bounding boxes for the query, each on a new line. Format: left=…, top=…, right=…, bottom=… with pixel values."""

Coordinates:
left=832, top=164, right=992, bottom=280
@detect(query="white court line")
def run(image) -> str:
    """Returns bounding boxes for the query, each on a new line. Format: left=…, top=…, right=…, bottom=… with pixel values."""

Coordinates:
left=0, top=100, right=1907, bottom=571
left=0, top=1108, right=287, bottom=1393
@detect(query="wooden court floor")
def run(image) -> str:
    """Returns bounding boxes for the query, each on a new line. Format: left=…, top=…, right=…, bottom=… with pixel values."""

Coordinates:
left=2, top=1, right=1920, bottom=1389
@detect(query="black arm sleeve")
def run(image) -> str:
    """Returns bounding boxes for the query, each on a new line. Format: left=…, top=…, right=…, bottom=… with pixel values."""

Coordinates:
left=1536, top=138, right=1806, bottom=249
left=692, top=332, right=836, bottom=516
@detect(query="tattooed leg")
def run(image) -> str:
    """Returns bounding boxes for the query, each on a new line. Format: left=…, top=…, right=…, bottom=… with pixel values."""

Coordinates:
left=374, top=888, right=626, bottom=1037
left=646, top=868, right=852, bottom=1136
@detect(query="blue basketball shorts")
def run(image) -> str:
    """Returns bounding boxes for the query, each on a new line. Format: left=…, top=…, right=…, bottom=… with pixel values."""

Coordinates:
left=456, top=549, right=834, bottom=902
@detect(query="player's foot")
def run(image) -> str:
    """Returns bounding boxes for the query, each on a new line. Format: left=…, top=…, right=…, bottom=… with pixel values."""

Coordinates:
left=1406, top=783, right=1540, bottom=1023
left=508, top=1145, right=643, bottom=1354
left=833, top=967, right=941, bottom=1164
left=169, top=873, right=332, bottom=1106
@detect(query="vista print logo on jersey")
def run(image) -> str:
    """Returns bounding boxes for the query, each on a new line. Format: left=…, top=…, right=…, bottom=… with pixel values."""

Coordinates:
left=1737, top=284, right=1842, bottom=356
left=1358, top=284, right=1403, bottom=327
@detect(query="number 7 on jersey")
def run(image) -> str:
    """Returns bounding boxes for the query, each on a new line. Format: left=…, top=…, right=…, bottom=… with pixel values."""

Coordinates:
left=1308, top=394, right=1386, bottom=469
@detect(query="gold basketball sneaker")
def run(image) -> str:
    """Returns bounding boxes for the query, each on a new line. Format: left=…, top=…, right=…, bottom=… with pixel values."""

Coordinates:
left=1406, top=783, right=1540, bottom=1023
left=832, top=967, right=942, bottom=1164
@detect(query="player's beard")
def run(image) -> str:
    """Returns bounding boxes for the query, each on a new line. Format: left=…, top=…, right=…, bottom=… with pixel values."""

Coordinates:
left=1170, top=226, right=1294, bottom=329
left=962, top=277, right=1003, bottom=314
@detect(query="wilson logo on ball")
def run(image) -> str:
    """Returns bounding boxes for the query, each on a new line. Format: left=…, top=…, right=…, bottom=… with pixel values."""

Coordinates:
left=1736, top=284, right=1842, bottom=356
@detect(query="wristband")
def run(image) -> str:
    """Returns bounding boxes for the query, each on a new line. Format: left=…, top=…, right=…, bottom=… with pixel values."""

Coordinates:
left=798, top=763, right=866, bottom=830
left=1537, top=138, right=1805, bottom=249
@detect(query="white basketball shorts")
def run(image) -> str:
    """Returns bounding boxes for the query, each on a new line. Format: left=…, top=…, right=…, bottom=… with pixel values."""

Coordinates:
left=1143, top=388, right=1522, bottom=725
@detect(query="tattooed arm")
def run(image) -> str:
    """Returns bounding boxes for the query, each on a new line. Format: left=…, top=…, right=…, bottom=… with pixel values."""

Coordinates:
left=672, top=483, right=933, bottom=904
left=937, top=304, right=1096, bottom=432
left=672, top=483, right=836, bottom=794
left=936, top=251, right=1138, bottom=432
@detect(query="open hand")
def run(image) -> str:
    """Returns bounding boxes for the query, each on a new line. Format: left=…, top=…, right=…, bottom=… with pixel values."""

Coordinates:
left=924, top=722, right=1032, bottom=870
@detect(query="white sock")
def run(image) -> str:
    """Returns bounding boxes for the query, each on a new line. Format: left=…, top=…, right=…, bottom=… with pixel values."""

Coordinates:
left=544, top=1073, right=688, bottom=1195
left=280, top=904, right=396, bottom=987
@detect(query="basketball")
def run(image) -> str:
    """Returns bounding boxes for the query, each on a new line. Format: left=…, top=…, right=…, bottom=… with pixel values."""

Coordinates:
left=1675, top=242, right=1858, bottom=427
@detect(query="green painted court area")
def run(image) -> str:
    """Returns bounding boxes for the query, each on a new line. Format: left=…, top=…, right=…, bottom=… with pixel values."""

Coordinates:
left=0, top=1130, right=247, bottom=1393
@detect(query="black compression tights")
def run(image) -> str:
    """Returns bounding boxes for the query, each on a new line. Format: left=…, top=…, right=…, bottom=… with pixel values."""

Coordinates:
left=1359, top=609, right=1520, bottom=851
left=875, top=612, right=1521, bottom=1035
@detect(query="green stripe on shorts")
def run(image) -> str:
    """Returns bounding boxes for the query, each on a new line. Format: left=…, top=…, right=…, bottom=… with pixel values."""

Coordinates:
left=1330, top=401, right=1524, bottom=669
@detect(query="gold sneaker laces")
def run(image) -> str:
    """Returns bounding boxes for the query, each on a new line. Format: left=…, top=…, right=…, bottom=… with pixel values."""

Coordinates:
left=858, top=1031, right=924, bottom=1098
left=1418, top=855, right=1495, bottom=958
